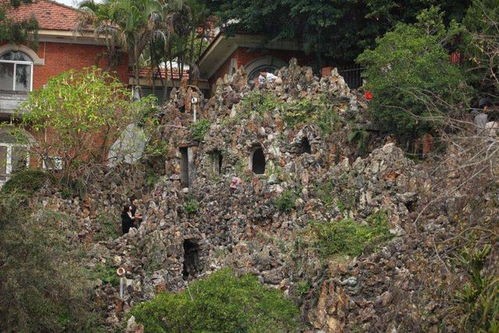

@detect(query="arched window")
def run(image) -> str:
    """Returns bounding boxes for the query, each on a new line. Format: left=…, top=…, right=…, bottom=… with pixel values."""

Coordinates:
left=0, top=51, right=33, bottom=92
left=245, top=56, right=287, bottom=82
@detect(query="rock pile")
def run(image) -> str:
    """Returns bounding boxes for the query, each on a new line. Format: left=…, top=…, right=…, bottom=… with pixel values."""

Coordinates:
left=32, top=59, right=497, bottom=332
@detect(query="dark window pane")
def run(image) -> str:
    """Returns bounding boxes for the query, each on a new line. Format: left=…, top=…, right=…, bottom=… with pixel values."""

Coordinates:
left=0, top=63, right=14, bottom=91
left=0, top=51, right=32, bottom=61
left=12, top=146, right=28, bottom=172
left=15, top=64, right=31, bottom=91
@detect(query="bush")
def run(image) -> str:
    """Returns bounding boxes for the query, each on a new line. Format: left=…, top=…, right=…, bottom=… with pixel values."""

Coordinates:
left=0, top=200, right=105, bottom=332
left=130, top=268, right=299, bottom=332
left=189, top=119, right=211, bottom=142
left=1, top=169, right=50, bottom=195
left=274, top=189, right=297, bottom=212
left=312, top=211, right=392, bottom=257
left=184, top=197, right=199, bottom=214
left=454, top=245, right=498, bottom=331
left=357, top=7, right=470, bottom=144
left=94, top=212, right=120, bottom=241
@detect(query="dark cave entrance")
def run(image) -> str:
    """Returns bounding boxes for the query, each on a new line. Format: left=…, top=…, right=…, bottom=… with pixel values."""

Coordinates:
left=182, top=239, right=200, bottom=279
left=300, top=137, right=312, bottom=154
left=251, top=146, right=265, bottom=174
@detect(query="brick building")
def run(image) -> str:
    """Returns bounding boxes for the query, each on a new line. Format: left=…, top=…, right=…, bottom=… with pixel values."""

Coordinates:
left=0, top=0, right=128, bottom=185
left=198, top=33, right=311, bottom=90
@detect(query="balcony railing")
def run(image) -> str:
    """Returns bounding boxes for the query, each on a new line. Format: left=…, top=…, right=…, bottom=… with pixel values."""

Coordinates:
left=0, top=90, right=28, bottom=119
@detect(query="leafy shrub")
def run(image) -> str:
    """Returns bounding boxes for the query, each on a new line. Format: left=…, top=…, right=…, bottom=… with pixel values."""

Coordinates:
left=240, top=90, right=281, bottom=116
left=59, top=176, right=87, bottom=199
left=0, top=201, right=105, bottom=332
left=189, top=119, right=211, bottom=142
left=94, top=212, right=120, bottom=241
left=184, top=197, right=199, bottom=214
left=275, top=189, right=297, bottom=212
left=312, top=211, right=392, bottom=257
left=1, top=169, right=50, bottom=195
left=454, top=244, right=498, bottom=331
left=357, top=7, right=470, bottom=144
left=89, top=263, right=120, bottom=287
left=130, top=268, right=299, bottom=332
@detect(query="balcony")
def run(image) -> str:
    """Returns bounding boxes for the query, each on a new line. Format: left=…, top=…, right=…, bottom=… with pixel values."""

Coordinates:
left=0, top=90, right=28, bottom=120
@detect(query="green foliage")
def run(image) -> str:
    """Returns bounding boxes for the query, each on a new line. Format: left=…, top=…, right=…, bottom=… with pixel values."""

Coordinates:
left=274, top=189, right=297, bottom=212
left=89, top=263, right=120, bottom=287
left=20, top=67, right=149, bottom=178
left=184, top=196, right=199, bottom=214
left=311, top=211, right=392, bottom=257
left=130, top=268, right=299, bottom=332
left=94, top=212, right=120, bottom=241
left=357, top=7, right=470, bottom=143
left=238, top=91, right=340, bottom=135
left=189, top=119, right=211, bottom=142
left=283, top=96, right=339, bottom=134
left=0, top=197, right=105, bottom=332
left=1, top=169, right=50, bottom=195
left=240, top=90, right=281, bottom=117
left=348, top=127, right=370, bottom=155
left=315, top=174, right=357, bottom=212
left=462, top=0, right=499, bottom=93
left=59, top=176, right=87, bottom=199
left=212, top=0, right=470, bottom=66
left=0, top=1, right=38, bottom=46
left=454, top=245, right=498, bottom=332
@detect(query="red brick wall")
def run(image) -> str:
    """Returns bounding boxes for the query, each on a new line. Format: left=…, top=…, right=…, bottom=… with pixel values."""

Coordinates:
left=33, top=42, right=128, bottom=87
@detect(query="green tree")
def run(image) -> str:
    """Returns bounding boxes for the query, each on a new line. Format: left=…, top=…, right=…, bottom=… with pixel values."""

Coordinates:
left=131, top=268, right=299, bottom=332
left=0, top=192, right=104, bottom=332
left=356, top=7, right=470, bottom=144
left=0, top=0, right=38, bottom=45
left=209, top=0, right=471, bottom=67
left=19, top=67, right=154, bottom=178
left=462, top=0, right=499, bottom=94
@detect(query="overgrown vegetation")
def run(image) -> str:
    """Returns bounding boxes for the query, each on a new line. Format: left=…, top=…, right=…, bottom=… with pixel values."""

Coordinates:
left=0, top=195, right=105, bottom=332
left=20, top=67, right=156, bottom=179
left=189, top=119, right=211, bottom=142
left=1, top=169, right=50, bottom=195
left=311, top=211, right=392, bottom=257
left=238, top=91, right=341, bottom=135
left=274, top=189, right=298, bottom=212
left=130, top=268, right=299, bottom=332
left=454, top=245, right=498, bottom=332
left=357, top=7, right=470, bottom=145
left=184, top=196, right=199, bottom=214
left=94, top=212, right=120, bottom=241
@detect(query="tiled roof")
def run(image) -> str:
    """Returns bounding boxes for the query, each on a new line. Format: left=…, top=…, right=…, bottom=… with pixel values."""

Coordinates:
left=3, top=0, right=83, bottom=31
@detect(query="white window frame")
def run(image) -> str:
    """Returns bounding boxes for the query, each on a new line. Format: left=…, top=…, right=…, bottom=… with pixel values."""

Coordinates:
left=42, top=156, right=63, bottom=171
left=0, top=143, right=30, bottom=175
left=0, top=58, right=34, bottom=92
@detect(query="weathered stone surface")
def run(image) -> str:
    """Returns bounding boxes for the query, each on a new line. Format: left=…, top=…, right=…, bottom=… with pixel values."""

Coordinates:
left=30, top=59, right=497, bottom=332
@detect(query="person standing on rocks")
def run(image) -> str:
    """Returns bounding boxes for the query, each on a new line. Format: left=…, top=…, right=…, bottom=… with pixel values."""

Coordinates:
left=121, top=205, right=134, bottom=234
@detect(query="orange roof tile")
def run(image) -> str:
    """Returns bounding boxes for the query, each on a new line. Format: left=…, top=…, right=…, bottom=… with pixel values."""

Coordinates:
left=3, top=0, right=83, bottom=31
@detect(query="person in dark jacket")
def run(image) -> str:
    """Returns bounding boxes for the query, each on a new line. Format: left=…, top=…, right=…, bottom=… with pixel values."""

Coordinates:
left=121, top=205, right=134, bottom=234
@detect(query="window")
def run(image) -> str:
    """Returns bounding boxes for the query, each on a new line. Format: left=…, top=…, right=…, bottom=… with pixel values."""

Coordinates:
left=42, top=156, right=63, bottom=170
left=0, top=144, right=29, bottom=185
left=0, top=51, right=33, bottom=92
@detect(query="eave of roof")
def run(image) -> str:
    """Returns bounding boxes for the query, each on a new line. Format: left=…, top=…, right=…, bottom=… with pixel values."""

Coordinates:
left=198, top=33, right=302, bottom=80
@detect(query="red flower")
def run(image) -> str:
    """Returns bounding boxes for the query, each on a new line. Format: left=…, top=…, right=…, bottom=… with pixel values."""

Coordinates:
left=364, top=91, right=373, bottom=100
